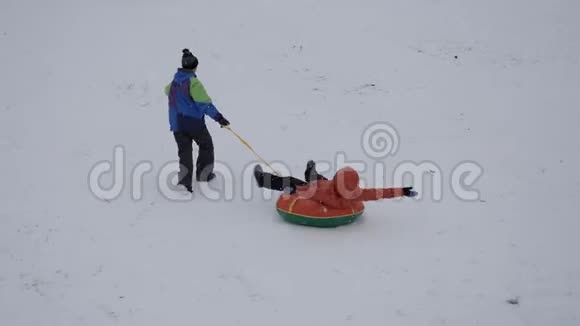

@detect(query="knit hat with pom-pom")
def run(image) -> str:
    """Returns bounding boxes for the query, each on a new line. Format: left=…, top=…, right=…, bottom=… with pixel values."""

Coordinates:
left=181, top=48, right=199, bottom=69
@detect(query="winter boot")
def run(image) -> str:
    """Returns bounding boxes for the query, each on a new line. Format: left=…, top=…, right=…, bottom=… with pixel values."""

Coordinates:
left=254, top=165, right=264, bottom=187
left=196, top=172, right=216, bottom=182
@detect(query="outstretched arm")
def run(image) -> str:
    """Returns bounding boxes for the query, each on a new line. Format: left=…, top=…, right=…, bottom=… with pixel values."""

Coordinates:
left=189, top=78, right=229, bottom=126
left=359, top=187, right=416, bottom=201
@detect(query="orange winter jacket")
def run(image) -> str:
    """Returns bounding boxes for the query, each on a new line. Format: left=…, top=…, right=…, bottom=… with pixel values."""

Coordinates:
left=295, top=167, right=405, bottom=209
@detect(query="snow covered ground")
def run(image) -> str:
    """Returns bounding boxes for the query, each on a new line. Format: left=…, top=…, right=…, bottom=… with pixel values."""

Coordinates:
left=1, top=0, right=579, bottom=325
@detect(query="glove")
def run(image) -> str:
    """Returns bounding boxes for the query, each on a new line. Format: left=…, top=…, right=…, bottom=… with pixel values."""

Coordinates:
left=216, top=114, right=230, bottom=127
left=403, top=187, right=418, bottom=197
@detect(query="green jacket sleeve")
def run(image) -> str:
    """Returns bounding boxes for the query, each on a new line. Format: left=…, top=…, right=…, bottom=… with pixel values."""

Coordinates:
left=189, top=78, right=212, bottom=103
left=189, top=77, right=221, bottom=119
left=164, top=83, right=171, bottom=96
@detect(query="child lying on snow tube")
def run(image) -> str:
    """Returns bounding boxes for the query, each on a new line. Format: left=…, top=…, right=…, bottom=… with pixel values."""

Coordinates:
left=253, top=161, right=417, bottom=227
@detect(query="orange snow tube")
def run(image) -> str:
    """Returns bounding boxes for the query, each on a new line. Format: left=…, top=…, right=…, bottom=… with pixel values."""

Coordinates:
left=276, top=193, right=364, bottom=227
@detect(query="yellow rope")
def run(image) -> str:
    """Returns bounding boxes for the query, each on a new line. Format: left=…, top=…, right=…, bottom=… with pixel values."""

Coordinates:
left=223, top=126, right=281, bottom=176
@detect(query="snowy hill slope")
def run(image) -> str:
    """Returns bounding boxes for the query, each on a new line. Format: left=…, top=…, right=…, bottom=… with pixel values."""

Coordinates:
left=1, top=0, right=579, bottom=325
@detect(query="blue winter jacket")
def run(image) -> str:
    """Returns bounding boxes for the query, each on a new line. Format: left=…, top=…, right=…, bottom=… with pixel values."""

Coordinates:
left=165, top=68, right=223, bottom=133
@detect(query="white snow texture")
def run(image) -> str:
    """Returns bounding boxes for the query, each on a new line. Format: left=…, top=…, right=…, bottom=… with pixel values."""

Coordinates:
left=1, top=0, right=579, bottom=325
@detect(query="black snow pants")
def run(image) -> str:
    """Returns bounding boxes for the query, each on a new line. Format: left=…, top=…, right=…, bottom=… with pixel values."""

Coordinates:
left=256, top=164, right=328, bottom=194
left=173, top=125, right=214, bottom=186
